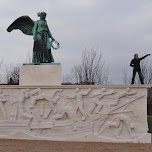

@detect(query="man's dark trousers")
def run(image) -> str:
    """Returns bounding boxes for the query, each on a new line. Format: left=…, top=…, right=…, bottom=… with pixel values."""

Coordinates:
left=131, top=69, right=144, bottom=84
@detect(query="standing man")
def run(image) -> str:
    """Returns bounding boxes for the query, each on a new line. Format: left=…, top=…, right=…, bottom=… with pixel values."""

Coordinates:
left=130, top=54, right=150, bottom=84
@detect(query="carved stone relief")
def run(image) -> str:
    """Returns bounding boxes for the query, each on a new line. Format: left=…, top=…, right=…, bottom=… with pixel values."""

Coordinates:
left=0, top=86, right=150, bottom=143
left=0, top=89, right=7, bottom=120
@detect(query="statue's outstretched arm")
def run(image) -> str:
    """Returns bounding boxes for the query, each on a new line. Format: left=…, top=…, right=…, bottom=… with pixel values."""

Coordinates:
left=7, top=16, right=35, bottom=36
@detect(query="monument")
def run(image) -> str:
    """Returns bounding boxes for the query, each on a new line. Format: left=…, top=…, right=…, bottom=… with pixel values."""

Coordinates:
left=1, top=12, right=150, bottom=143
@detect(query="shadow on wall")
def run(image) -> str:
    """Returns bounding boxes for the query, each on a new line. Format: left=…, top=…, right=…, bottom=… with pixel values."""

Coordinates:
left=62, top=81, right=95, bottom=85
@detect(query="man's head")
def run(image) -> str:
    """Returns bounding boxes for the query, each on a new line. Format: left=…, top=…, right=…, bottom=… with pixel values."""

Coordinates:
left=134, top=54, right=138, bottom=59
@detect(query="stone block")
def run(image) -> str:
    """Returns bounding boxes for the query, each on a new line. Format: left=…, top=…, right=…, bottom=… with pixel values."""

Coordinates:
left=19, top=63, right=61, bottom=86
left=0, top=85, right=151, bottom=143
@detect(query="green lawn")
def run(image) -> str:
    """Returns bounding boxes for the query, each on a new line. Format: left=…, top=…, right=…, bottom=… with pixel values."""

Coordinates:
left=147, top=115, right=152, bottom=133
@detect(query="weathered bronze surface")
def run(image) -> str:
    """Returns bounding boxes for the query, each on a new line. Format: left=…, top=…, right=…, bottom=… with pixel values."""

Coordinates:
left=7, top=12, right=59, bottom=64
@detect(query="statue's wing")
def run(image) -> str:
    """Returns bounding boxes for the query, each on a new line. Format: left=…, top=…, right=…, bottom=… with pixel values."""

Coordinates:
left=7, top=16, right=35, bottom=35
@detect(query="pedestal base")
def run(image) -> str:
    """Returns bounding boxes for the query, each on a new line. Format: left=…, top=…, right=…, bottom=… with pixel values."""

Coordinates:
left=19, top=63, right=61, bottom=86
left=0, top=85, right=151, bottom=143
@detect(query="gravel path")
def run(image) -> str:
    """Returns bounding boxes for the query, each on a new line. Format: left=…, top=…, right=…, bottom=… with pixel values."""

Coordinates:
left=0, top=139, right=152, bottom=152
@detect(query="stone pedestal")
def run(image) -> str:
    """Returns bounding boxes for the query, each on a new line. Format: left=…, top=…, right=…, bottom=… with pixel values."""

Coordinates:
left=19, top=63, right=61, bottom=86
left=0, top=85, right=151, bottom=143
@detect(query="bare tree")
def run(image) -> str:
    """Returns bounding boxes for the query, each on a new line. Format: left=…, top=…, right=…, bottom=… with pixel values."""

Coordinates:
left=64, top=48, right=109, bottom=85
left=0, top=59, right=3, bottom=67
left=140, top=58, right=152, bottom=84
left=1, top=64, right=21, bottom=84
left=122, top=68, right=132, bottom=85
left=0, top=60, right=3, bottom=83
left=0, top=52, right=32, bottom=84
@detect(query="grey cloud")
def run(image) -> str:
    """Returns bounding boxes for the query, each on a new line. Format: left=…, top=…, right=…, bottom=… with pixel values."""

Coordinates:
left=1, top=0, right=152, bottom=84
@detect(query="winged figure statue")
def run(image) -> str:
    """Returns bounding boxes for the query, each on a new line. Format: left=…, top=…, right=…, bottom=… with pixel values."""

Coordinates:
left=7, top=12, right=59, bottom=64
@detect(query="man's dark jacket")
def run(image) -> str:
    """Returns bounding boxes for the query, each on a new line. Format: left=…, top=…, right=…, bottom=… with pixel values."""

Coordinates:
left=130, top=54, right=149, bottom=71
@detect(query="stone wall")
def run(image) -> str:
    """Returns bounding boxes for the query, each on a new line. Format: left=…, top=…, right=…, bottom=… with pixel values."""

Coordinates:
left=0, top=85, right=150, bottom=143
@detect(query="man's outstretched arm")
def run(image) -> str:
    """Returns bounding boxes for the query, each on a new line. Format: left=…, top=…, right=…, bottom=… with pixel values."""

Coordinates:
left=140, top=54, right=150, bottom=60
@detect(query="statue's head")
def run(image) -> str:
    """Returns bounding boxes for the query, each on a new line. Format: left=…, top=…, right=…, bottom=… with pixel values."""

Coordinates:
left=37, top=12, right=47, bottom=20
left=126, top=87, right=131, bottom=92
left=101, top=88, right=106, bottom=92
left=22, top=89, right=30, bottom=99
left=75, top=88, right=80, bottom=92
left=24, top=91, right=30, bottom=99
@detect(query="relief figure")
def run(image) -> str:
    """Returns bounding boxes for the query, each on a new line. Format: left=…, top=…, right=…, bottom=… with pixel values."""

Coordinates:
left=67, top=88, right=91, bottom=121
left=30, top=89, right=62, bottom=116
left=107, top=114, right=136, bottom=139
left=0, top=89, right=7, bottom=120
left=53, top=101, right=80, bottom=131
left=88, top=88, right=116, bottom=115
left=18, top=89, right=33, bottom=121
left=110, top=88, right=136, bottom=107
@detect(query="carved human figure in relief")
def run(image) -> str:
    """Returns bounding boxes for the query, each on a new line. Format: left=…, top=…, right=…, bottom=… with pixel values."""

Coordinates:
left=53, top=101, right=80, bottom=131
left=94, top=115, right=108, bottom=134
left=10, top=101, right=18, bottom=123
left=0, top=89, right=7, bottom=120
left=67, top=88, right=92, bottom=121
left=10, top=88, right=41, bottom=123
left=88, top=88, right=116, bottom=115
left=30, top=89, right=62, bottom=115
left=107, top=114, right=136, bottom=139
left=110, top=88, right=136, bottom=107
left=18, top=89, right=33, bottom=121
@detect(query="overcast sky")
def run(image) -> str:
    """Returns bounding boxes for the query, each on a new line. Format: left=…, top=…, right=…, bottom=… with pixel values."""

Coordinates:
left=0, top=0, right=152, bottom=84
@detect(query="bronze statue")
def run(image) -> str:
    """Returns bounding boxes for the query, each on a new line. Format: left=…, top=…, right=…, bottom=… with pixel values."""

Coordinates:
left=7, top=12, right=59, bottom=64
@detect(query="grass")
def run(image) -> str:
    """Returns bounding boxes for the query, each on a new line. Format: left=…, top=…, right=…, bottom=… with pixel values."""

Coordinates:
left=147, top=115, right=152, bottom=133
